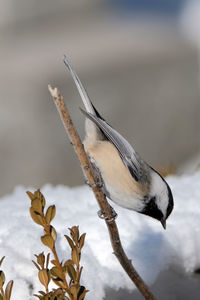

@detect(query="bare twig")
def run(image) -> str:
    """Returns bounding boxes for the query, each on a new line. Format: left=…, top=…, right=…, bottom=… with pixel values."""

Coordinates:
left=48, top=85, right=157, bottom=300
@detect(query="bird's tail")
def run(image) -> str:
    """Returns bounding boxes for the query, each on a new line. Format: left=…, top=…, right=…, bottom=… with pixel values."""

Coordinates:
left=63, top=56, right=104, bottom=143
left=63, top=56, right=96, bottom=115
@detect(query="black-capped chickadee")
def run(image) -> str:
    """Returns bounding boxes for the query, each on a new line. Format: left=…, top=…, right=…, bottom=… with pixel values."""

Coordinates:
left=63, top=57, right=174, bottom=229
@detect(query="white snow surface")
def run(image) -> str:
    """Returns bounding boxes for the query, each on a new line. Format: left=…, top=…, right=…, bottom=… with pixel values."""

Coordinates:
left=1, top=172, right=200, bottom=299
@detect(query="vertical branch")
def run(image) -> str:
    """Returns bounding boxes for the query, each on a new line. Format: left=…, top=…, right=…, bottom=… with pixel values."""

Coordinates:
left=48, top=85, right=157, bottom=300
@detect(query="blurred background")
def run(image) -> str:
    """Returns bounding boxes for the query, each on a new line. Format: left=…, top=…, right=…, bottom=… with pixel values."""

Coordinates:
left=1, top=1, right=200, bottom=299
left=1, top=0, right=200, bottom=196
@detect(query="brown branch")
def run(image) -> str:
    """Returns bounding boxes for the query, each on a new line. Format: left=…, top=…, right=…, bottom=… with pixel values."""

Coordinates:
left=48, top=85, right=157, bottom=300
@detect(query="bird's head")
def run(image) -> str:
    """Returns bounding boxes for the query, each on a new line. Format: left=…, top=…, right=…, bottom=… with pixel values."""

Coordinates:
left=141, top=169, right=174, bottom=229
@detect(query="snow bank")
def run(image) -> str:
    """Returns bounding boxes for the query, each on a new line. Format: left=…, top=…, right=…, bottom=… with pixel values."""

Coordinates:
left=0, top=172, right=200, bottom=299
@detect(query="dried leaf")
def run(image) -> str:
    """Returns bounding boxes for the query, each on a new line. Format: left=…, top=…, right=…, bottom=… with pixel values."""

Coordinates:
left=66, top=264, right=76, bottom=282
left=41, top=235, right=54, bottom=250
left=31, top=198, right=43, bottom=214
left=26, top=191, right=35, bottom=201
left=64, top=235, right=75, bottom=250
left=77, top=266, right=83, bottom=282
left=64, top=260, right=73, bottom=267
left=50, top=226, right=57, bottom=242
left=35, top=190, right=46, bottom=208
left=36, top=252, right=45, bottom=269
left=33, top=294, right=42, bottom=299
left=38, top=290, right=46, bottom=295
left=52, top=278, right=65, bottom=289
left=53, top=288, right=64, bottom=295
left=69, top=284, right=79, bottom=298
left=45, top=205, right=56, bottom=225
left=78, top=233, right=86, bottom=250
left=50, top=267, right=63, bottom=280
left=69, top=226, right=79, bottom=244
left=38, top=269, right=50, bottom=288
left=0, top=271, right=5, bottom=288
left=78, top=287, right=89, bottom=300
left=30, top=207, right=44, bottom=226
left=51, top=260, right=60, bottom=268
left=0, top=257, right=5, bottom=267
left=72, top=248, right=79, bottom=266
left=32, top=260, right=40, bottom=271
left=5, top=280, right=14, bottom=300
left=46, top=253, right=50, bottom=269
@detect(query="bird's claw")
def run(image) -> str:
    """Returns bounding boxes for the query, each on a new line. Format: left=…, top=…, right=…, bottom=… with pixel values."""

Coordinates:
left=85, top=179, right=103, bottom=188
left=97, top=206, right=118, bottom=223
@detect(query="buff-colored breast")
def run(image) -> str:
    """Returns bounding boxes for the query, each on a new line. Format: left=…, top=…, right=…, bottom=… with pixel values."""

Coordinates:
left=84, top=140, right=148, bottom=209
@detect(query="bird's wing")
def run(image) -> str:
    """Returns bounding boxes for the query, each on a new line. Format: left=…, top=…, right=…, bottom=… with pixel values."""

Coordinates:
left=80, top=108, right=150, bottom=183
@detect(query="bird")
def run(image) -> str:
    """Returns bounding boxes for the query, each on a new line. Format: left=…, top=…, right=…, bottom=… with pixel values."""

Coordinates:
left=63, top=56, right=174, bottom=229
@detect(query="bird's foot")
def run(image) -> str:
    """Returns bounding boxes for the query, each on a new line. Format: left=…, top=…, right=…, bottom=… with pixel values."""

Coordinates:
left=97, top=205, right=118, bottom=223
left=85, top=179, right=103, bottom=188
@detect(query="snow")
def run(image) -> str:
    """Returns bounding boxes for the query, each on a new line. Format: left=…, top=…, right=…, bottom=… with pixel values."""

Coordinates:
left=1, top=172, right=200, bottom=299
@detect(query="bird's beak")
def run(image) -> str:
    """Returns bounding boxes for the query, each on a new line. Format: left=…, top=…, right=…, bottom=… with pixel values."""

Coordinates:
left=161, top=218, right=166, bottom=230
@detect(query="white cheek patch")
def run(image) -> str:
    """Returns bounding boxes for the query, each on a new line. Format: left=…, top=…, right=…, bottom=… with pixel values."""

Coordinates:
left=150, top=172, right=169, bottom=218
left=158, top=189, right=169, bottom=218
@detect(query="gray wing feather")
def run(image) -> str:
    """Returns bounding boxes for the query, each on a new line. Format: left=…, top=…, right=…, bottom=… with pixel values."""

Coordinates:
left=80, top=108, right=150, bottom=183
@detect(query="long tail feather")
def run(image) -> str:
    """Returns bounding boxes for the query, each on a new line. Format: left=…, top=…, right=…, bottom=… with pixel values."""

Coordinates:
left=63, top=55, right=95, bottom=115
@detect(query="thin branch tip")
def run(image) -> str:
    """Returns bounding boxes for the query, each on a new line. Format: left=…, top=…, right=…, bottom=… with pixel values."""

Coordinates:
left=48, top=85, right=59, bottom=98
left=48, top=84, right=53, bottom=93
